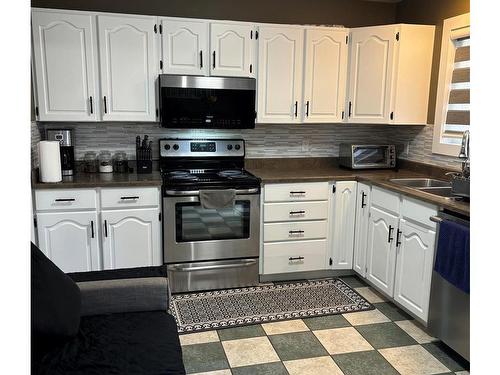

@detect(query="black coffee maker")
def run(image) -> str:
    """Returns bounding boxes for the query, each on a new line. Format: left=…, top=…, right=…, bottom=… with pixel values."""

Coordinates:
left=46, top=129, right=75, bottom=176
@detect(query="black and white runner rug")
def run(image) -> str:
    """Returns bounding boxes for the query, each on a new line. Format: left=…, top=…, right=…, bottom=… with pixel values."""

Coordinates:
left=170, top=278, right=373, bottom=333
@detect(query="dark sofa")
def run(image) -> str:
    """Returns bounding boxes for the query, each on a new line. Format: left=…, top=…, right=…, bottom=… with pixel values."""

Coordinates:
left=31, top=243, right=186, bottom=374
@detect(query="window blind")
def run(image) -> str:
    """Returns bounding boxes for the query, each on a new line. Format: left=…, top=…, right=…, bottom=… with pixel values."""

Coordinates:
left=443, top=36, right=470, bottom=145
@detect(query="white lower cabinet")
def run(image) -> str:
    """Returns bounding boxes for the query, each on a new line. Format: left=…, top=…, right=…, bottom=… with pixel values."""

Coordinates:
left=35, top=187, right=162, bottom=273
left=331, top=181, right=357, bottom=269
left=366, top=205, right=399, bottom=296
left=262, top=182, right=330, bottom=276
left=393, top=219, right=436, bottom=321
left=101, top=209, right=161, bottom=269
left=353, top=182, right=371, bottom=277
left=37, top=211, right=100, bottom=273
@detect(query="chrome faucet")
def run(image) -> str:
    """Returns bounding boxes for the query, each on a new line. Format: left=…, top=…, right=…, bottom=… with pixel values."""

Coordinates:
left=458, top=130, right=470, bottom=178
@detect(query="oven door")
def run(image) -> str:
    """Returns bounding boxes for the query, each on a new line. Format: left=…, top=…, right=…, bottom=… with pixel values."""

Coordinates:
left=163, top=189, right=260, bottom=263
left=352, top=145, right=391, bottom=169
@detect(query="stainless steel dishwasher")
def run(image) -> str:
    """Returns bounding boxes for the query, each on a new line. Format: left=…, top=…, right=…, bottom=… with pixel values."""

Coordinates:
left=428, top=211, right=470, bottom=361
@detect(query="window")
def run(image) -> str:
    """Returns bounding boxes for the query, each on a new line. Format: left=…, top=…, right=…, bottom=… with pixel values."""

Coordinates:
left=432, top=13, right=470, bottom=156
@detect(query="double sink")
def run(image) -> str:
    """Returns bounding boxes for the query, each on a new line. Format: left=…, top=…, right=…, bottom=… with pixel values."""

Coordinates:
left=389, top=178, right=458, bottom=200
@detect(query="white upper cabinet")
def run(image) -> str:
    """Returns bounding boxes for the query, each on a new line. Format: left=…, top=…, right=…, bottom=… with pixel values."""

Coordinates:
left=302, top=28, right=348, bottom=123
left=37, top=211, right=100, bottom=273
left=101, top=208, right=161, bottom=270
left=257, top=26, right=304, bottom=123
left=393, top=219, right=436, bottom=322
left=32, top=10, right=99, bottom=121
left=331, top=181, right=357, bottom=269
left=210, top=23, right=254, bottom=77
left=353, top=182, right=371, bottom=277
left=347, top=25, right=396, bottom=124
left=97, top=14, right=158, bottom=121
left=347, top=24, right=435, bottom=125
left=161, top=18, right=209, bottom=76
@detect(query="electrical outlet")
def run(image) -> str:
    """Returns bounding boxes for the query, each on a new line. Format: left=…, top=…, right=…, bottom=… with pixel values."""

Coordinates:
left=302, top=139, right=310, bottom=152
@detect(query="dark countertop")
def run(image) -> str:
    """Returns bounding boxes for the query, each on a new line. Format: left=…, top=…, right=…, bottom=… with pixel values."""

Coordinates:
left=245, top=158, right=470, bottom=216
left=32, top=157, right=469, bottom=216
left=32, top=170, right=162, bottom=189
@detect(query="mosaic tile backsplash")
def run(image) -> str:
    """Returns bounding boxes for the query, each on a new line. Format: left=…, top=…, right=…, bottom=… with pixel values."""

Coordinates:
left=31, top=121, right=462, bottom=169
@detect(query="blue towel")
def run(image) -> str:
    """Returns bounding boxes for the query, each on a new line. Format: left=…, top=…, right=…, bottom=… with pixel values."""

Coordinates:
left=434, top=219, right=470, bottom=294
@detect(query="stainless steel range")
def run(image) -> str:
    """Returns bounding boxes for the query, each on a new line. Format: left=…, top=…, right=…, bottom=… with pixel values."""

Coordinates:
left=160, top=138, right=261, bottom=293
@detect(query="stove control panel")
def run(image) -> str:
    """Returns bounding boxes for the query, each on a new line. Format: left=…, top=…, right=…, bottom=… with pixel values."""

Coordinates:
left=160, top=139, right=245, bottom=157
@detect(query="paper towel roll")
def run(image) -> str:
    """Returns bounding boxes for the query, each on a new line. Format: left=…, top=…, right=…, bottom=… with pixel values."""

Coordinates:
left=39, top=141, right=62, bottom=183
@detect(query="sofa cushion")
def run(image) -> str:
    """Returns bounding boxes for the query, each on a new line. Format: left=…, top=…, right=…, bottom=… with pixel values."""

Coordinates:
left=31, top=242, right=81, bottom=355
left=35, top=311, right=186, bottom=375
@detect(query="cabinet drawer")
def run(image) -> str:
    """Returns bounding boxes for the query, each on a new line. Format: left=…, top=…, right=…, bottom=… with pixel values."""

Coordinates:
left=264, top=201, right=328, bottom=222
left=101, top=187, right=159, bottom=209
left=371, top=186, right=400, bottom=215
left=264, top=220, right=327, bottom=242
left=35, top=189, right=97, bottom=211
left=264, top=182, right=329, bottom=202
left=402, top=197, right=438, bottom=229
left=263, top=240, right=327, bottom=274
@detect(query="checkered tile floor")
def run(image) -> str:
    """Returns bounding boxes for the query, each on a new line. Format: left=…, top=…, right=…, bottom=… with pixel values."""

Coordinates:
left=179, top=276, right=469, bottom=375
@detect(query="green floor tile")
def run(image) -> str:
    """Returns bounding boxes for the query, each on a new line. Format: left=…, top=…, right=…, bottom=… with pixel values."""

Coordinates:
left=373, top=302, right=413, bottom=321
left=217, top=324, right=266, bottom=341
left=182, top=342, right=229, bottom=374
left=333, top=350, right=399, bottom=375
left=231, top=361, right=288, bottom=375
left=269, top=331, right=328, bottom=361
left=355, top=322, right=417, bottom=349
left=422, top=342, right=469, bottom=372
left=303, top=314, right=351, bottom=330
left=340, top=276, right=368, bottom=289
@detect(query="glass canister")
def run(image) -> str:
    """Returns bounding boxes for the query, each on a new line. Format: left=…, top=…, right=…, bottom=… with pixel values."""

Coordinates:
left=83, top=151, right=98, bottom=173
left=113, top=151, right=129, bottom=173
left=98, top=151, right=113, bottom=173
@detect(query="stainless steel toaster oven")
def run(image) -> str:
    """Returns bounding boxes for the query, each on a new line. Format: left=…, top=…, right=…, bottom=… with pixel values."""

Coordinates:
left=339, top=143, right=396, bottom=169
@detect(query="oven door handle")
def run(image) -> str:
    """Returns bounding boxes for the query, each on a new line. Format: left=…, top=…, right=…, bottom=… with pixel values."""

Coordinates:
left=164, top=188, right=259, bottom=196
left=169, top=259, right=258, bottom=272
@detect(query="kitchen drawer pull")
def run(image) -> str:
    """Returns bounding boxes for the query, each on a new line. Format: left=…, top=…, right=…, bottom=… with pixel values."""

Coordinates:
left=103, top=96, right=107, bottom=114
left=289, top=210, right=306, bottom=215
left=348, top=101, right=352, bottom=117
left=289, top=191, right=306, bottom=195
left=104, top=220, right=108, bottom=237
left=289, top=230, right=305, bottom=234
left=294, top=101, right=298, bottom=117
left=90, top=220, right=94, bottom=238
left=388, top=225, right=394, bottom=243
left=305, top=101, right=309, bottom=117
left=89, top=96, right=93, bottom=114
left=396, top=229, right=402, bottom=247
left=289, top=256, right=304, bottom=261
left=120, top=196, right=140, bottom=200
left=199, top=50, right=203, bottom=68
left=212, top=51, right=216, bottom=68
left=361, top=192, right=367, bottom=208
left=54, top=198, right=75, bottom=202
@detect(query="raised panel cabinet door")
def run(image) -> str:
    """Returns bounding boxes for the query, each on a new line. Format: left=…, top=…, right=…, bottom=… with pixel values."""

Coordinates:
left=36, top=211, right=100, bottom=273
left=210, top=23, right=253, bottom=77
left=257, top=26, right=304, bottom=123
left=347, top=26, right=397, bottom=123
left=303, top=28, right=348, bottom=123
left=331, top=181, right=357, bottom=269
left=97, top=15, right=158, bottom=121
left=394, top=219, right=436, bottom=322
left=101, top=208, right=161, bottom=270
left=353, top=182, right=371, bottom=277
left=161, top=18, right=209, bottom=76
left=31, top=10, right=99, bottom=121
left=366, top=206, right=399, bottom=297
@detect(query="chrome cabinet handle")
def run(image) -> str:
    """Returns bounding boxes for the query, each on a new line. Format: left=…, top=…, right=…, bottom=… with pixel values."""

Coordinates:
left=169, top=259, right=257, bottom=272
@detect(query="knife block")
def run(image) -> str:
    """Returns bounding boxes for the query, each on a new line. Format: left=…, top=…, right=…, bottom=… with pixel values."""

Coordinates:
left=136, top=159, right=152, bottom=174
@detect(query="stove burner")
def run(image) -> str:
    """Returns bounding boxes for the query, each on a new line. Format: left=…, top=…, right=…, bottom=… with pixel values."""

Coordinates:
left=167, top=170, right=199, bottom=181
left=218, top=170, right=247, bottom=178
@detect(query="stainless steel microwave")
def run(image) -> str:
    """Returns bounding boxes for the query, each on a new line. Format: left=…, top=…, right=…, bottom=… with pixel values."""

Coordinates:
left=339, top=144, right=396, bottom=169
left=158, top=75, right=256, bottom=129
